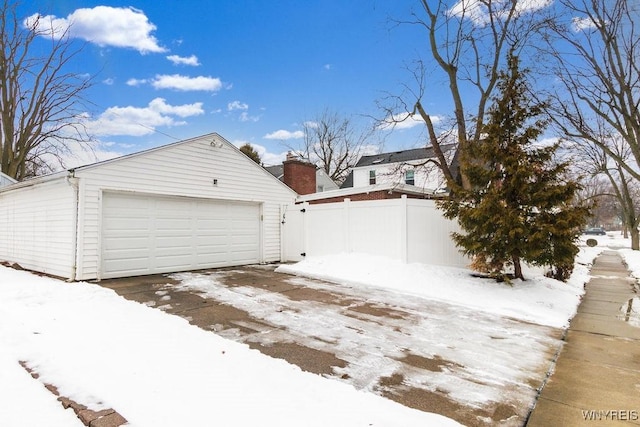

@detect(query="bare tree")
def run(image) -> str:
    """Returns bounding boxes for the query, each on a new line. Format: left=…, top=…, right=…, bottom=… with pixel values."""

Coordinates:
left=575, top=175, right=619, bottom=229
left=607, top=167, right=640, bottom=245
left=572, top=130, right=640, bottom=249
left=543, top=0, right=640, bottom=182
left=295, top=109, right=378, bottom=184
left=382, top=0, right=549, bottom=191
left=0, top=0, right=92, bottom=180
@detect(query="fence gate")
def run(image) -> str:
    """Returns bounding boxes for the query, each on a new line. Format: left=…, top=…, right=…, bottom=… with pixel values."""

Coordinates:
left=281, top=204, right=306, bottom=262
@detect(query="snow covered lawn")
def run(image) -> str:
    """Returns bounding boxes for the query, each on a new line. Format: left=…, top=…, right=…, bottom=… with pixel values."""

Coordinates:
left=0, top=232, right=626, bottom=426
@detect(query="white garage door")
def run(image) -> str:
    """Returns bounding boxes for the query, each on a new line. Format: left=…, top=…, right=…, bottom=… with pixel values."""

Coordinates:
left=101, top=192, right=260, bottom=279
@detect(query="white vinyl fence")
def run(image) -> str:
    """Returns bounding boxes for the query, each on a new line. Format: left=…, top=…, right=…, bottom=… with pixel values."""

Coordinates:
left=281, top=196, right=469, bottom=267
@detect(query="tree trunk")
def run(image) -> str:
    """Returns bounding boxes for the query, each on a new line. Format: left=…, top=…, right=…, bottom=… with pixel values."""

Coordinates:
left=631, top=228, right=639, bottom=251
left=512, top=255, right=524, bottom=280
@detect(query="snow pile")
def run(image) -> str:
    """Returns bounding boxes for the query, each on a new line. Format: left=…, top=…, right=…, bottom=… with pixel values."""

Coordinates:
left=618, top=249, right=640, bottom=283
left=277, top=245, right=602, bottom=329
left=0, top=266, right=460, bottom=427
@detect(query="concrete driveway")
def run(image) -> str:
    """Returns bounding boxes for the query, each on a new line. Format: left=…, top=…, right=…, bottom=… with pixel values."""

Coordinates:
left=99, top=264, right=562, bottom=427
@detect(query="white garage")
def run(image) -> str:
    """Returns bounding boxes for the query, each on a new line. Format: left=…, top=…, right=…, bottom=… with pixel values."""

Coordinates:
left=0, top=133, right=297, bottom=280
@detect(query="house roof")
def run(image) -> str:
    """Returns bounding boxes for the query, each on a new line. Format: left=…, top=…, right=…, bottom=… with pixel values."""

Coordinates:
left=0, top=133, right=297, bottom=196
left=354, top=144, right=457, bottom=168
left=338, top=144, right=457, bottom=189
left=264, top=164, right=284, bottom=180
left=297, top=182, right=439, bottom=203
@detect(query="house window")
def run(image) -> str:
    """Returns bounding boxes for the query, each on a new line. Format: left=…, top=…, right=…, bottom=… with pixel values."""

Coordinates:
left=369, top=170, right=376, bottom=185
left=405, top=169, right=415, bottom=185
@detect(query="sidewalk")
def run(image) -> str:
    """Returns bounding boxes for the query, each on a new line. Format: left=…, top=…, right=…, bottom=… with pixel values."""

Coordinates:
left=527, top=250, right=640, bottom=426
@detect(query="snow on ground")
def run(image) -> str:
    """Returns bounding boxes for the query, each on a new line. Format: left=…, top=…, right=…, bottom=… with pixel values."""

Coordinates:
left=277, top=244, right=603, bottom=329
left=0, top=351, right=84, bottom=427
left=610, top=233, right=640, bottom=327
left=0, top=231, right=631, bottom=426
left=0, top=267, right=459, bottom=426
left=166, top=235, right=609, bottom=421
left=172, top=270, right=560, bottom=413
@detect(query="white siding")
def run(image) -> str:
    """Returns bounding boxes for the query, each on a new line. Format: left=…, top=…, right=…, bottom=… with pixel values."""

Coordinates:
left=352, top=162, right=445, bottom=191
left=74, top=134, right=296, bottom=280
left=316, top=169, right=339, bottom=192
left=0, top=178, right=76, bottom=278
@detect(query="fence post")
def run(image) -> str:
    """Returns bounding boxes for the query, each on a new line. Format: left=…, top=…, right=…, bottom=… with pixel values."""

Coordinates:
left=400, top=195, right=408, bottom=263
left=343, top=198, right=351, bottom=253
left=302, top=202, right=309, bottom=258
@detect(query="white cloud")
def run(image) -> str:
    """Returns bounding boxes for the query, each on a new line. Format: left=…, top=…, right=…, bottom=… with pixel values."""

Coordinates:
left=448, top=0, right=552, bottom=26
left=65, top=146, right=124, bottom=169
left=103, top=78, right=114, bottom=85
left=264, top=130, right=305, bottom=140
left=360, top=144, right=381, bottom=156
left=378, top=112, right=441, bottom=130
left=572, top=16, right=596, bottom=32
left=147, top=97, right=204, bottom=117
left=126, top=78, right=147, bottom=86
left=83, top=97, right=204, bottom=136
left=167, top=54, right=200, bottom=66
left=25, top=6, right=166, bottom=54
left=239, top=112, right=260, bottom=122
left=447, top=0, right=490, bottom=25
left=41, top=139, right=123, bottom=171
left=516, top=0, right=554, bottom=13
left=151, top=74, right=223, bottom=91
left=233, top=141, right=288, bottom=166
left=228, top=101, right=249, bottom=111
left=261, top=151, right=288, bottom=166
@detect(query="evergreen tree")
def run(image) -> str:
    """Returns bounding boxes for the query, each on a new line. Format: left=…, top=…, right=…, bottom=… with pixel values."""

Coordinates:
left=239, top=143, right=262, bottom=164
left=439, top=54, right=589, bottom=282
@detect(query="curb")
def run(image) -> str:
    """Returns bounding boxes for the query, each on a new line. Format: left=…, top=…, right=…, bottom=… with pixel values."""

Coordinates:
left=19, top=361, right=127, bottom=427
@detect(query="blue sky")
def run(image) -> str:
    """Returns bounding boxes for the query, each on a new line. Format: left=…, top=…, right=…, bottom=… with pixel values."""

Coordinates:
left=23, top=0, right=441, bottom=167
left=23, top=0, right=567, bottom=169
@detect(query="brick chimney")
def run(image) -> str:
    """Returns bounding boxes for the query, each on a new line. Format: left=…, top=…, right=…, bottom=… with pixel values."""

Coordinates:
left=283, top=158, right=316, bottom=195
left=286, top=151, right=297, bottom=161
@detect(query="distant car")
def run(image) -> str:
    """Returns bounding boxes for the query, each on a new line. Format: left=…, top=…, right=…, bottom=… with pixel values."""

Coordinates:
left=584, top=227, right=606, bottom=235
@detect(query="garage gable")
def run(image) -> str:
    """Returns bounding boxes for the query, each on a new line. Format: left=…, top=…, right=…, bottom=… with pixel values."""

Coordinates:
left=73, top=133, right=296, bottom=200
